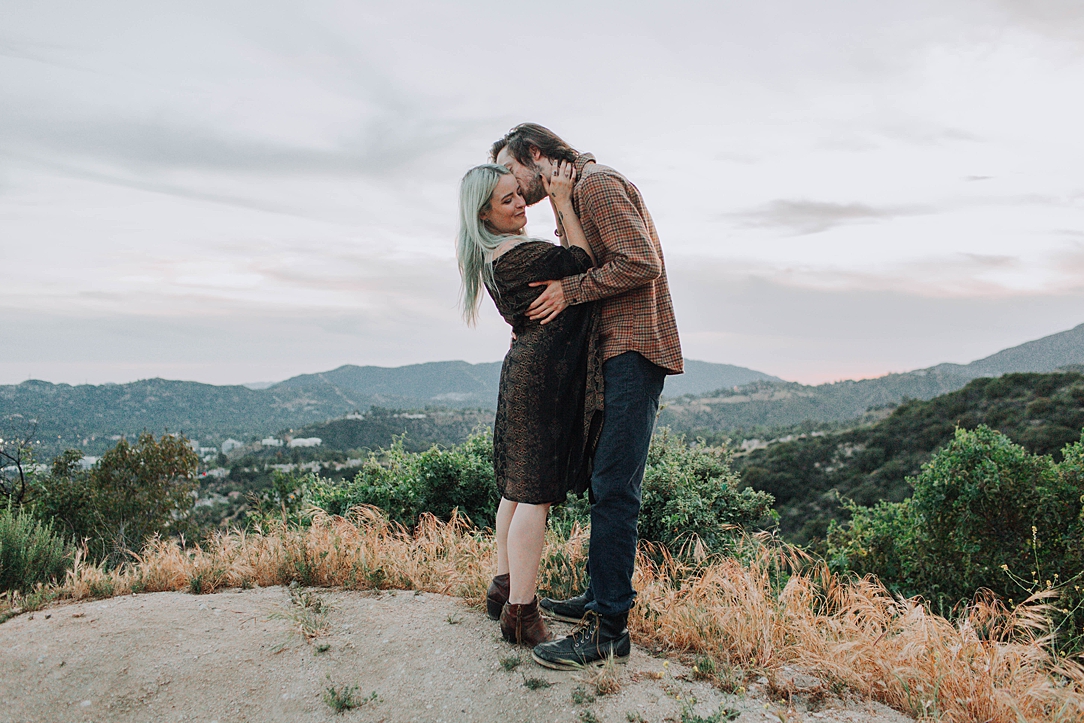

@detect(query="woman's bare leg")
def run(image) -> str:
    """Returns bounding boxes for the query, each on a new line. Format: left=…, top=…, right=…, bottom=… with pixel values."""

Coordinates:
left=495, top=497, right=517, bottom=576
left=507, top=502, right=551, bottom=604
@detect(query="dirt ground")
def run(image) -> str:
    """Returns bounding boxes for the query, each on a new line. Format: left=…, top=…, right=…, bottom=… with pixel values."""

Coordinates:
left=0, top=587, right=914, bottom=723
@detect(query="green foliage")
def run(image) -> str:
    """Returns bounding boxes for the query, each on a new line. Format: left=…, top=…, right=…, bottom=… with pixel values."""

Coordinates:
left=0, top=503, right=73, bottom=592
left=307, top=430, right=775, bottom=556
left=828, top=425, right=1084, bottom=648
left=739, top=372, right=1084, bottom=543
left=639, top=430, right=776, bottom=553
left=322, top=678, right=376, bottom=713
left=33, top=434, right=199, bottom=564
left=246, top=469, right=315, bottom=528
left=308, top=432, right=500, bottom=529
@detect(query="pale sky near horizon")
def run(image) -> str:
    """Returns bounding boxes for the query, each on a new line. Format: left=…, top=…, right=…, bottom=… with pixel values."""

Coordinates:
left=2, top=1, right=1083, bottom=386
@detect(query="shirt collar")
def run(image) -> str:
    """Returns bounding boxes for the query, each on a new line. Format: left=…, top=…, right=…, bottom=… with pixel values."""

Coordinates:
left=574, top=153, right=595, bottom=176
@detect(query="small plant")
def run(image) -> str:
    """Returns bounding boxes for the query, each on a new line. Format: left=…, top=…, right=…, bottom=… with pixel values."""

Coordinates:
left=87, top=577, right=114, bottom=598
left=582, top=653, right=622, bottom=695
left=314, top=642, right=331, bottom=653
left=571, top=685, right=595, bottom=705
left=446, top=613, right=462, bottom=625
left=626, top=713, right=648, bottom=723
left=275, top=583, right=330, bottom=641
left=322, top=677, right=376, bottom=713
left=680, top=697, right=739, bottom=723
left=691, top=655, right=717, bottom=681
left=499, top=654, right=522, bottom=671
left=323, top=682, right=360, bottom=713
left=579, top=711, right=601, bottom=723
left=188, top=572, right=204, bottom=595
left=522, top=674, right=553, bottom=690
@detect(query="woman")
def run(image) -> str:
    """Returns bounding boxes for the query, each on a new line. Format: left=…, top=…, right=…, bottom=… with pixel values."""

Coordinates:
left=456, top=162, right=602, bottom=646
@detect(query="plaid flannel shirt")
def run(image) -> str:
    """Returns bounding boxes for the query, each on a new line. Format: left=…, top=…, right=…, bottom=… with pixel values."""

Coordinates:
left=560, top=154, right=683, bottom=374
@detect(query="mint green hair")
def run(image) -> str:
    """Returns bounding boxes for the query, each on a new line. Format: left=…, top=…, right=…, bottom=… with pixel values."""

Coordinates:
left=456, top=163, right=518, bottom=325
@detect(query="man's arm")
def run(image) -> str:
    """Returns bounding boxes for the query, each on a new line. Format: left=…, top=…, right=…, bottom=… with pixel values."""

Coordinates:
left=527, top=173, right=660, bottom=323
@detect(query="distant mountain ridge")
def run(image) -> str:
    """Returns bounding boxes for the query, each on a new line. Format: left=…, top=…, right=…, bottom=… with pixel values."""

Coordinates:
left=0, top=358, right=777, bottom=456
left=3, top=323, right=1080, bottom=458
left=929, top=322, right=1084, bottom=378
left=661, top=322, right=1084, bottom=434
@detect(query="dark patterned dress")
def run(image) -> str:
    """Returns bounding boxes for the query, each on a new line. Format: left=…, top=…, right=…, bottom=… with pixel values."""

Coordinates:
left=487, top=241, right=604, bottom=505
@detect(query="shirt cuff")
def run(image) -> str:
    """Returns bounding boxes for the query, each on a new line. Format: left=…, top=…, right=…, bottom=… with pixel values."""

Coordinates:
left=561, top=275, right=586, bottom=306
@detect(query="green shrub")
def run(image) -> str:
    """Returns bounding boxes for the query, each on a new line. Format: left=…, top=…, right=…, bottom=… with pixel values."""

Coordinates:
left=0, top=504, right=72, bottom=592
left=640, top=430, right=776, bottom=553
left=33, top=434, right=199, bottom=565
left=308, top=432, right=499, bottom=529
left=246, top=469, right=315, bottom=528
left=827, top=425, right=1084, bottom=648
left=308, top=429, right=775, bottom=557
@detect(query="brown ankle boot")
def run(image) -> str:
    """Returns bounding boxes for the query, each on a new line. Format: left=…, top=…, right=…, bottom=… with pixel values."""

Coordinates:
left=486, top=574, right=510, bottom=620
left=500, top=598, right=550, bottom=647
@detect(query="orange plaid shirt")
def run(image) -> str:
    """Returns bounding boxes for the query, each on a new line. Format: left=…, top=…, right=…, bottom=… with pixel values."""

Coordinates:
left=560, top=154, right=683, bottom=375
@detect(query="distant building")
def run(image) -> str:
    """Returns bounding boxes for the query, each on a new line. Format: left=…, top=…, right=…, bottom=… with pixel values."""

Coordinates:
left=261, top=437, right=284, bottom=447
left=221, top=439, right=243, bottom=454
left=198, top=446, right=218, bottom=456
left=78, top=456, right=100, bottom=470
left=288, top=437, right=322, bottom=448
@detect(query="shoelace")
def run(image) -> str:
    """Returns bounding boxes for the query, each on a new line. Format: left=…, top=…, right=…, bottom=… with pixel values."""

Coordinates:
left=569, top=610, right=601, bottom=645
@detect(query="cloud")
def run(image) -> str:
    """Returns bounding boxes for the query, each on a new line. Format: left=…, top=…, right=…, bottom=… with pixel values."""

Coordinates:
left=994, top=1, right=1084, bottom=43
left=725, top=199, right=935, bottom=235
left=0, top=107, right=474, bottom=179
left=668, top=259, right=1084, bottom=382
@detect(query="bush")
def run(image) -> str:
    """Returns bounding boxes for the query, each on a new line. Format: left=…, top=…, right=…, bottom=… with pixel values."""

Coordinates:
left=827, top=425, right=1084, bottom=648
left=0, top=503, right=72, bottom=592
left=308, top=429, right=776, bottom=555
left=308, top=432, right=499, bottom=529
left=33, top=434, right=199, bottom=564
left=639, top=430, right=776, bottom=553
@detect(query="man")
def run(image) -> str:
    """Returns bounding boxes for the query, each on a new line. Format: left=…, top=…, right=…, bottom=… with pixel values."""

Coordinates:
left=490, top=124, right=683, bottom=669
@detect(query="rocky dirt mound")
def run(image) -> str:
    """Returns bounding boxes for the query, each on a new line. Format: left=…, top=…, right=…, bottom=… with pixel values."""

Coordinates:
left=0, top=587, right=913, bottom=723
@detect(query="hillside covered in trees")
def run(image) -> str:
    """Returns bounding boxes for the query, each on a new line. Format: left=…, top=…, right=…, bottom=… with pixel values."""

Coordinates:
left=736, top=372, right=1084, bottom=543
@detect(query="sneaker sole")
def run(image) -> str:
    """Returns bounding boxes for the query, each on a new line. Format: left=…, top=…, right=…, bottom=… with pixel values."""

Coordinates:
left=538, top=609, right=587, bottom=624
left=530, top=651, right=630, bottom=671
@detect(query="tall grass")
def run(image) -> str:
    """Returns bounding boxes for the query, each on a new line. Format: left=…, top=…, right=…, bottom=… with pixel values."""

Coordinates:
left=15, top=505, right=1084, bottom=722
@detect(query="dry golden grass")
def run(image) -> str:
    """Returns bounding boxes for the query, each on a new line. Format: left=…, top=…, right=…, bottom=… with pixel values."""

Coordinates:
left=14, top=506, right=1084, bottom=723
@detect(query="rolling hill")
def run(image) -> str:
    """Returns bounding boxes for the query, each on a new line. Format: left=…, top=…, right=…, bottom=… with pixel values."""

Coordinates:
left=735, top=371, right=1084, bottom=544
left=661, top=322, right=1084, bottom=436
left=0, top=358, right=776, bottom=457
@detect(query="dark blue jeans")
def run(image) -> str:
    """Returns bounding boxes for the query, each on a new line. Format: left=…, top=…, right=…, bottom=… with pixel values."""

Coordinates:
left=584, top=351, right=667, bottom=616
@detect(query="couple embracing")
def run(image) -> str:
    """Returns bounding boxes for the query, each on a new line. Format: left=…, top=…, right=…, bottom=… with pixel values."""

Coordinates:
left=455, top=124, right=682, bottom=669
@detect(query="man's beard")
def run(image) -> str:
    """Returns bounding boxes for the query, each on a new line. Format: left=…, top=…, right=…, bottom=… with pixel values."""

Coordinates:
left=521, top=163, right=547, bottom=205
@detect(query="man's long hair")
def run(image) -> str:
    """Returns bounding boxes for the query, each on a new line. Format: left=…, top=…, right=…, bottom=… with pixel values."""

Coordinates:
left=456, top=164, right=517, bottom=325
left=490, top=123, right=578, bottom=165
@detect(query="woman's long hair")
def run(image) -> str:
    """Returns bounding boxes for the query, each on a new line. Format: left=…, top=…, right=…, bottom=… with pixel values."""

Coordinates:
left=456, top=163, right=518, bottom=325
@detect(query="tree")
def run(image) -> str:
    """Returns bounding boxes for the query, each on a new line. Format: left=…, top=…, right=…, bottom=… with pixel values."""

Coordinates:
left=35, top=433, right=199, bottom=564
left=0, top=416, right=38, bottom=506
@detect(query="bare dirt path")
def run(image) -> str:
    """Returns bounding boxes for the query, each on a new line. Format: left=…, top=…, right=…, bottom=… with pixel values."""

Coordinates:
left=0, top=587, right=913, bottom=723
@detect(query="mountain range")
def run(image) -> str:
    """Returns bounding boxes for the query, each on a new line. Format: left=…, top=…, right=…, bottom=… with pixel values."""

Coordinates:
left=660, top=323, right=1084, bottom=436
left=3, top=322, right=1081, bottom=458
left=0, top=358, right=778, bottom=456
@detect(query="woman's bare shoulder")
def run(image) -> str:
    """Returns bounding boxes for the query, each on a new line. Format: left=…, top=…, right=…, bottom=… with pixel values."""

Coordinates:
left=493, top=238, right=557, bottom=263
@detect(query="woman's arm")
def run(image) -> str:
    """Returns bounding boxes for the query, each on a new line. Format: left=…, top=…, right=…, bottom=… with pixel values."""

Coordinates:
left=543, top=161, right=596, bottom=265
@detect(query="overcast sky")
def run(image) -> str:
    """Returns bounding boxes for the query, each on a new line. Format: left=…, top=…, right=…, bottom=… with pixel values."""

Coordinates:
left=2, top=0, right=1083, bottom=386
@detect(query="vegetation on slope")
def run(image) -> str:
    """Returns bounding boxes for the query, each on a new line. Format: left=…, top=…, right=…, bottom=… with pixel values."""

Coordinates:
left=828, top=425, right=1084, bottom=650
left=737, top=372, right=1084, bottom=543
